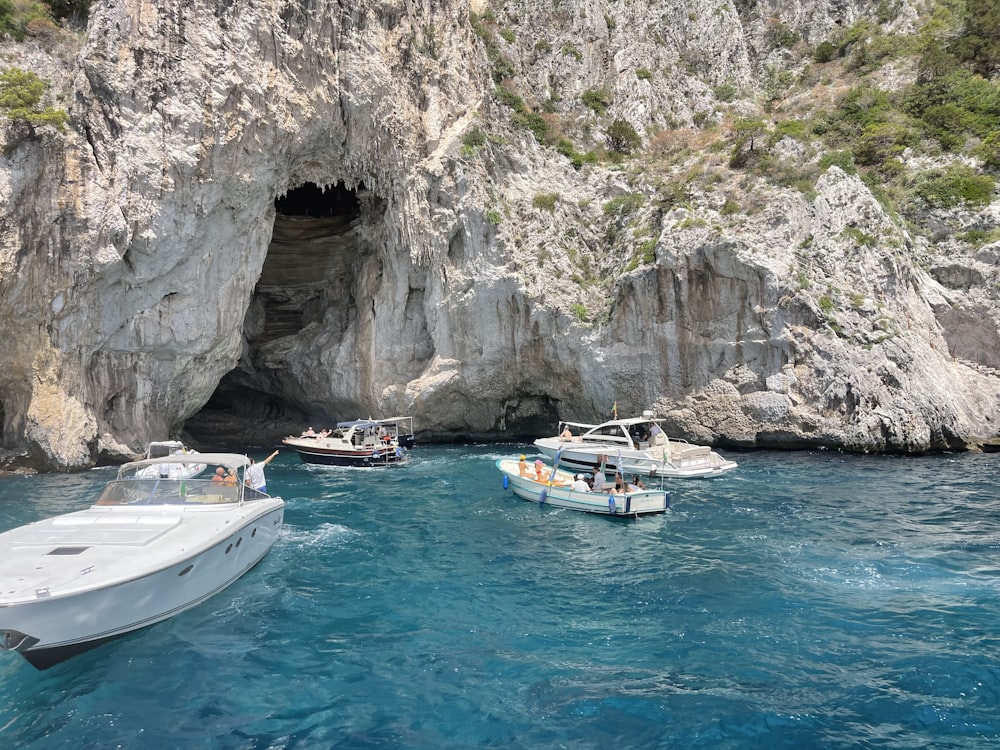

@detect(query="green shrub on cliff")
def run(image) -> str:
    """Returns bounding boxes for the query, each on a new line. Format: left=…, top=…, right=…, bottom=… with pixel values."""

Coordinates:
left=0, top=0, right=48, bottom=40
left=1, top=0, right=91, bottom=39
left=0, top=67, right=68, bottom=133
left=0, top=0, right=14, bottom=37
left=912, top=165, right=995, bottom=208
left=947, top=0, right=1000, bottom=77
left=606, top=119, right=641, bottom=155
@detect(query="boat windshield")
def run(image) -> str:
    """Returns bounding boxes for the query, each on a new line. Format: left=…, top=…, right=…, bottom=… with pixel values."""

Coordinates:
left=94, top=476, right=261, bottom=506
left=582, top=424, right=632, bottom=446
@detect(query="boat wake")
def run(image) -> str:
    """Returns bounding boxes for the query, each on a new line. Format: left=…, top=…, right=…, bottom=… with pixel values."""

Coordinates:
left=281, top=522, right=357, bottom=549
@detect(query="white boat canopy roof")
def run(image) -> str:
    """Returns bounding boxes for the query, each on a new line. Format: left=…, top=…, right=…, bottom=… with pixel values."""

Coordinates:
left=562, top=416, right=663, bottom=429
left=119, top=452, right=251, bottom=476
left=336, top=417, right=413, bottom=429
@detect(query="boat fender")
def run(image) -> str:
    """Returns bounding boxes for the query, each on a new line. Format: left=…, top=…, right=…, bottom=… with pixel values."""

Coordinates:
left=372, top=448, right=379, bottom=459
left=608, top=495, right=616, bottom=514
left=539, top=488, right=548, bottom=504
left=395, top=447, right=403, bottom=458
left=502, top=475, right=509, bottom=490
left=665, top=492, right=671, bottom=509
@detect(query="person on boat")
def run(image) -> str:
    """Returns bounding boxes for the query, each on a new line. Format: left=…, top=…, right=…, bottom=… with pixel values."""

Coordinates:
left=591, top=466, right=606, bottom=493
left=612, top=474, right=626, bottom=494
left=560, top=426, right=573, bottom=441
left=210, top=467, right=226, bottom=485
left=649, top=423, right=665, bottom=445
left=534, top=459, right=545, bottom=481
left=518, top=455, right=530, bottom=477
left=245, top=450, right=279, bottom=493
left=572, top=474, right=590, bottom=492
left=630, top=475, right=646, bottom=490
left=223, top=469, right=238, bottom=486
left=301, top=427, right=317, bottom=438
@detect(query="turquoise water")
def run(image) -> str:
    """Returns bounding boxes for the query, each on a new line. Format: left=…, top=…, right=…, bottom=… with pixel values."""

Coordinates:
left=1, top=445, right=999, bottom=748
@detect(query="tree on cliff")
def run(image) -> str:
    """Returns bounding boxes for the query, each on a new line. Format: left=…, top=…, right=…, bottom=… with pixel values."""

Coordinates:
left=606, top=119, right=641, bottom=156
left=0, top=67, right=68, bottom=138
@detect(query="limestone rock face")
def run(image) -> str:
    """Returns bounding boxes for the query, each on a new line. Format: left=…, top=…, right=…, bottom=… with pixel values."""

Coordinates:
left=1, top=0, right=998, bottom=470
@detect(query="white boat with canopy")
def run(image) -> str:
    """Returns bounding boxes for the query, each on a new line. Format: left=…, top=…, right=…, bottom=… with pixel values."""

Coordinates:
left=0, top=452, right=284, bottom=669
left=533, top=411, right=737, bottom=479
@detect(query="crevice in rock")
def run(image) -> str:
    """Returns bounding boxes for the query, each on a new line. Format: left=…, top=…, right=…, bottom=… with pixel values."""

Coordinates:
left=185, top=181, right=373, bottom=448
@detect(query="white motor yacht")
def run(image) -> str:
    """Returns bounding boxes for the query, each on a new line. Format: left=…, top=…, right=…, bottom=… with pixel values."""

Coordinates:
left=0, top=452, right=284, bottom=669
left=534, top=411, right=738, bottom=479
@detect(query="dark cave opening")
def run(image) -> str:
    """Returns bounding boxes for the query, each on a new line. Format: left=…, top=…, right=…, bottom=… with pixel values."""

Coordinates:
left=275, top=182, right=361, bottom=218
left=184, top=181, right=366, bottom=449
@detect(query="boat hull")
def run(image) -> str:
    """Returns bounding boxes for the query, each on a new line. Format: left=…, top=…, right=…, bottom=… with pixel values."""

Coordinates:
left=0, top=501, right=284, bottom=669
left=289, top=444, right=410, bottom=467
left=496, top=460, right=669, bottom=516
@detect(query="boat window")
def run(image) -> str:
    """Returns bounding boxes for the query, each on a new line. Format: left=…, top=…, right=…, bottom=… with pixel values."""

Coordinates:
left=47, top=546, right=89, bottom=555
left=584, top=425, right=629, bottom=444
left=101, top=477, right=242, bottom=506
left=95, top=483, right=130, bottom=505
left=242, top=487, right=269, bottom=502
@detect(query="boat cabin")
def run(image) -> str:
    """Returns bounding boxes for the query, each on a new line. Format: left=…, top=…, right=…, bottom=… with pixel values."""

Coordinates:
left=561, top=416, right=665, bottom=451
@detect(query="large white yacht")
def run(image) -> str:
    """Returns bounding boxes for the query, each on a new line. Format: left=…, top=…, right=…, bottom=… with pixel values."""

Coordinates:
left=0, top=452, right=284, bottom=669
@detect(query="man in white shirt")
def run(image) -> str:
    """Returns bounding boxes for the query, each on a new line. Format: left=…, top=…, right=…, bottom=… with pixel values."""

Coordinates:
left=572, top=474, right=590, bottom=492
left=245, top=450, right=279, bottom=493
left=591, top=466, right=605, bottom=493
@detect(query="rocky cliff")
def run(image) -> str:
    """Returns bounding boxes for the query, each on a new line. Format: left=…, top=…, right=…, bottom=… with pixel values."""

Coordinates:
left=1, top=0, right=998, bottom=470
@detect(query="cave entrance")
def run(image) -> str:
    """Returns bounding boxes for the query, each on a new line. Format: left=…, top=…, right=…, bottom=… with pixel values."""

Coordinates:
left=184, top=181, right=370, bottom=449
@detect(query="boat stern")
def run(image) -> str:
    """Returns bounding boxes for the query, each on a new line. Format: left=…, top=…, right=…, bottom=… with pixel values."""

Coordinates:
left=618, top=490, right=670, bottom=515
